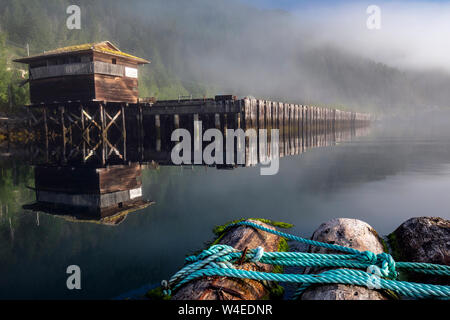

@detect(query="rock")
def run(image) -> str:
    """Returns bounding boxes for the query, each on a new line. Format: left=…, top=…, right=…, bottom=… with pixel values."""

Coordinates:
left=390, top=217, right=449, bottom=285
left=300, top=218, right=389, bottom=300
left=172, top=219, right=282, bottom=300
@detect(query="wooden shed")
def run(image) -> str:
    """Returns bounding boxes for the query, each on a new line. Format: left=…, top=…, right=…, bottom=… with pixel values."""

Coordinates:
left=14, top=41, right=150, bottom=104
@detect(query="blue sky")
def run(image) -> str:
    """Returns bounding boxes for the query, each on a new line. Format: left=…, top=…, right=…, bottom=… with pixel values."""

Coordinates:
left=242, top=0, right=450, bottom=11
left=242, top=0, right=346, bottom=10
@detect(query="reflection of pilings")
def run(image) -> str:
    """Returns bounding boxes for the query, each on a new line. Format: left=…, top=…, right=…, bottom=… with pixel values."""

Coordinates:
left=279, top=102, right=285, bottom=157
left=121, top=105, right=127, bottom=162
left=9, top=217, right=14, bottom=243
left=284, top=103, right=289, bottom=156
left=43, top=107, right=49, bottom=162
left=27, top=102, right=128, bottom=165
left=155, top=115, right=161, bottom=152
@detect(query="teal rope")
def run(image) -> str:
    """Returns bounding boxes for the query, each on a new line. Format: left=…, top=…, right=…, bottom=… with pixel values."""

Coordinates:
left=174, top=267, right=450, bottom=299
left=162, top=221, right=450, bottom=299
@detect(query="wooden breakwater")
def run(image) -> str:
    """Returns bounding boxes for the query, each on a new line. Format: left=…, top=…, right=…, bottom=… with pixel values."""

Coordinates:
left=23, top=95, right=371, bottom=167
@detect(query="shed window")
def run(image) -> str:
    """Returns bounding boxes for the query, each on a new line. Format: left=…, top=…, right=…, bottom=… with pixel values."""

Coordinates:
left=112, top=59, right=117, bottom=65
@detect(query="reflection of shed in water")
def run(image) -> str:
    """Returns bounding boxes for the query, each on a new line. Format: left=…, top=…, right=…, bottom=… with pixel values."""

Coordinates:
left=24, top=164, right=153, bottom=225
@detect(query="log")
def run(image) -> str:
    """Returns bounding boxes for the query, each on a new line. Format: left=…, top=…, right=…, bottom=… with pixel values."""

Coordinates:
left=389, top=217, right=449, bottom=285
left=300, top=218, right=389, bottom=300
left=172, top=219, right=282, bottom=300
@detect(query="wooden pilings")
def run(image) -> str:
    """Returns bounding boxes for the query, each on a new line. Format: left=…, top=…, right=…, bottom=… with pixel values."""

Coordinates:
left=240, top=98, right=370, bottom=158
left=26, top=97, right=371, bottom=167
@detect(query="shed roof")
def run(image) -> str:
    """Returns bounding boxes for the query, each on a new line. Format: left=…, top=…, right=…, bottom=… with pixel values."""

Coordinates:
left=13, top=41, right=150, bottom=64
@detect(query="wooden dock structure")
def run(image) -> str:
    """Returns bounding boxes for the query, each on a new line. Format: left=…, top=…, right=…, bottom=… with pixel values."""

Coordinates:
left=25, top=95, right=371, bottom=167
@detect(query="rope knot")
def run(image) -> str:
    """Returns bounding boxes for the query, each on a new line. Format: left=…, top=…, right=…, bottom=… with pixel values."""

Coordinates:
left=377, top=253, right=397, bottom=279
left=161, top=280, right=171, bottom=296
left=251, top=246, right=264, bottom=262
left=358, top=251, right=397, bottom=279
left=358, top=251, right=378, bottom=264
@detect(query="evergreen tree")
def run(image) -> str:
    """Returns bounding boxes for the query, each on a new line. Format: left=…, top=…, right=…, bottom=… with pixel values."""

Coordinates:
left=0, top=33, right=11, bottom=109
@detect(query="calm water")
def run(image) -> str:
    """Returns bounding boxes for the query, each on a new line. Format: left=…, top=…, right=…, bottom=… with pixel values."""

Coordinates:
left=1, top=118, right=450, bottom=299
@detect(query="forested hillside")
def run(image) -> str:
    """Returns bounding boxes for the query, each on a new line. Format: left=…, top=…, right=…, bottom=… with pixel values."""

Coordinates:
left=1, top=0, right=450, bottom=115
left=0, top=0, right=217, bottom=112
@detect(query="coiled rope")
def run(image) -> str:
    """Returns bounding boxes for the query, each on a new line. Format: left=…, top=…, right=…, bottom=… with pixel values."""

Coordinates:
left=162, top=221, right=450, bottom=299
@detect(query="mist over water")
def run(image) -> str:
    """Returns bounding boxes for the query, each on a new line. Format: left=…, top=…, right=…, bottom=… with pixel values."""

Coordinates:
left=1, top=113, right=450, bottom=299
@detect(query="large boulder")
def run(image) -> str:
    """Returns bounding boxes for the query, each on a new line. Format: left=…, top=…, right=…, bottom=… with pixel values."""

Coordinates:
left=300, top=218, right=389, bottom=300
left=389, top=217, right=449, bottom=285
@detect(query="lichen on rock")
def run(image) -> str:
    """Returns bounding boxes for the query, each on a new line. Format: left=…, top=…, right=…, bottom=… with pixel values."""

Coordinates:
left=389, top=217, right=449, bottom=285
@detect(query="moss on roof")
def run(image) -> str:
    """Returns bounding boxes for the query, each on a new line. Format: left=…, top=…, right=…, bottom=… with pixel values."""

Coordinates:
left=14, top=41, right=150, bottom=64
left=44, top=43, right=95, bottom=54
left=95, top=46, right=147, bottom=61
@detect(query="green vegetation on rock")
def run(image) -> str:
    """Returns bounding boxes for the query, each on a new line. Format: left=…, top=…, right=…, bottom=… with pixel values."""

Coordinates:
left=212, top=218, right=294, bottom=237
left=145, top=286, right=171, bottom=300
left=387, top=232, right=403, bottom=261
